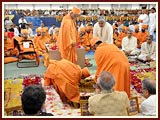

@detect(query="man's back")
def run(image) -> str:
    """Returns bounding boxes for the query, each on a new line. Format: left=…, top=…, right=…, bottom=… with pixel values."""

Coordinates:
left=88, top=91, right=129, bottom=116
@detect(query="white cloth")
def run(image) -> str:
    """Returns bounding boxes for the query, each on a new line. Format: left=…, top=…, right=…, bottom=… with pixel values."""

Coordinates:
left=138, top=41, right=156, bottom=61
left=4, top=20, right=13, bottom=26
left=129, top=25, right=135, bottom=32
left=18, top=18, right=27, bottom=24
left=48, top=27, right=56, bottom=35
left=138, top=14, right=149, bottom=31
left=122, top=36, right=139, bottom=55
left=149, top=12, right=156, bottom=35
left=44, top=11, right=50, bottom=15
left=140, top=95, right=156, bottom=116
left=93, top=22, right=113, bottom=44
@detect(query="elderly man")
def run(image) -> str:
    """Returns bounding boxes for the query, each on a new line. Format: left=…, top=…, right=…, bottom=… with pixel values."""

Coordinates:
left=140, top=79, right=156, bottom=116
left=90, top=37, right=130, bottom=97
left=88, top=71, right=130, bottom=116
left=57, top=6, right=81, bottom=63
left=137, top=35, right=156, bottom=62
left=93, top=16, right=113, bottom=44
left=122, top=30, right=140, bottom=56
left=44, top=59, right=90, bottom=106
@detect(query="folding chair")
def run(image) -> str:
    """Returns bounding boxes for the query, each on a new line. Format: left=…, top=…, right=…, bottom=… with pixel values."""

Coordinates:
left=17, top=39, right=39, bottom=68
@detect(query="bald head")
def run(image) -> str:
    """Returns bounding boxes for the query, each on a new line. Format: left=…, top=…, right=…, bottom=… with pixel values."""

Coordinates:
left=98, top=71, right=115, bottom=90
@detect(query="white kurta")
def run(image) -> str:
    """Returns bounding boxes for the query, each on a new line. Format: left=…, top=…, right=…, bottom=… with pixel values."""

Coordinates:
left=93, top=22, right=113, bottom=44
left=48, top=27, right=56, bottom=35
left=140, top=95, right=156, bottom=116
left=18, top=18, right=27, bottom=24
left=122, top=36, right=139, bottom=55
left=138, top=41, right=156, bottom=61
left=138, top=14, right=149, bottom=31
left=149, top=12, right=156, bottom=35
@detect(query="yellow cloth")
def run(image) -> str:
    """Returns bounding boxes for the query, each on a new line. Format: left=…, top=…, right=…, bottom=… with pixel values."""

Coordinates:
left=4, top=79, right=23, bottom=109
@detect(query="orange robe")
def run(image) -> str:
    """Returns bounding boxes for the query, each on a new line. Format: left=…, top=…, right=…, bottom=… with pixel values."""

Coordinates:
left=78, top=33, right=90, bottom=51
left=34, top=35, right=41, bottom=47
left=57, top=13, right=79, bottom=63
left=133, top=32, right=141, bottom=47
left=50, top=33, right=58, bottom=45
left=36, top=36, right=50, bottom=55
left=44, top=59, right=82, bottom=103
left=87, top=32, right=93, bottom=41
left=115, top=32, right=127, bottom=48
left=133, top=32, right=140, bottom=41
left=36, top=36, right=50, bottom=67
left=4, top=38, right=15, bottom=54
left=13, top=36, right=40, bottom=64
left=95, top=43, right=130, bottom=97
left=113, top=33, right=119, bottom=43
left=137, top=31, right=149, bottom=47
left=4, top=38, right=18, bottom=64
left=46, top=32, right=51, bottom=40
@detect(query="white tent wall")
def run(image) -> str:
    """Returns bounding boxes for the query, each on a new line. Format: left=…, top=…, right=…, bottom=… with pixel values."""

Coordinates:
left=4, top=4, right=156, bottom=10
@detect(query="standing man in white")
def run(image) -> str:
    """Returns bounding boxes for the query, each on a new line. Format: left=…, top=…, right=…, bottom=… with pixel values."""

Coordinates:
left=138, top=9, right=149, bottom=31
left=93, top=16, right=113, bottom=44
left=149, top=7, right=156, bottom=37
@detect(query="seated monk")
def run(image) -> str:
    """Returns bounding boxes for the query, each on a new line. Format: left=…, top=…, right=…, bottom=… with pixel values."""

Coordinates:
left=50, top=27, right=59, bottom=46
left=113, top=26, right=119, bottom=44
left=86, top=25, right=93, bottom=42
left=78, top=27, right=90, bottom=51
left=44, top=27, right=51, bottom=40
left=34, top=28, right=41, bottom=47
left=4, top=32, right=18, bottom=64
left=36, top=28, right=50, bottom=67
left=132, top=25, right=141, bottom=46
left=137, top=24, right=149, bottom=48
left=115, top=26, right=128, bottom=48
left=44, top=59, right=91, bottom=107
left=15, top=29, right=40, bottom=65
